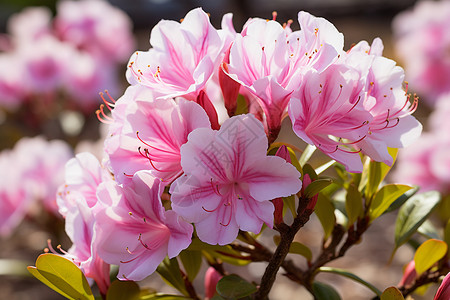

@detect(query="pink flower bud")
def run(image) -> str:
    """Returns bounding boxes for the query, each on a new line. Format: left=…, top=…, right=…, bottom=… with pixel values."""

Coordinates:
left=398, top=260, right=417, bottom=287
left=197, top=90, right=220, bottom=130
left=204, top=267, right=222, bottom=299
left=302, top=174, right=318, bottom=211
left=219, top=61, right=240, bottom=117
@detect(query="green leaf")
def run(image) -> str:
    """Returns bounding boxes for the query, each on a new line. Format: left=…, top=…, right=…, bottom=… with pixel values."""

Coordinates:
left=417, top=220, right=441, bottom=240
left=380, top=287, right=405, bottom=300
left=369, top=184, right=412, bottom=221
left=188, top=238, right=250, bottom=266
left=303, top=179, right=333, bottom=199
left=283, top=194, right=297, bottom=218
left=216, top=274, right=257, bottom=299
left=414, top=239, right=448, bottom=275
left=364, top=148, right=398, bottom=200
left=179, top=250, right=202, bottom=281
left=299, top=144, right=316, bottom=167
left=302, top=163, right=318, bottom=181
left=287, top=146, right=303, bottom=175
left=156, top=257, right=188, bottom=296
left=106, top=280, right=140, bottom=300
left=273, top=236, right=312, bottom=261
left=312, top=281, right=341, bottom=300
left=345, top=184, right=363, bottom=227
left=27, top=253, right=94, bottom=300
left=0, top=259, right=31, bottom=276
left=318, top=267, right=382, bottom=297
left=394, top=191, right=441, bottom=251
left=384, top=186, right=419, bottom=214
left=315, top=193, right=336, bottom=240
left=234, top=94, right=248, bottom=115
left=444, top=219, right=450, bottom=247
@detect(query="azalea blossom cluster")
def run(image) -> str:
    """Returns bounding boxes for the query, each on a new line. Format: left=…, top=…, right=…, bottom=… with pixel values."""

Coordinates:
left=0, top=0, right=134, bottom=112
left=53, top=7, right=422, bottom=294
left=0, top=136, right=72, bottom=236
left=393, top=0, right=450, bottom=105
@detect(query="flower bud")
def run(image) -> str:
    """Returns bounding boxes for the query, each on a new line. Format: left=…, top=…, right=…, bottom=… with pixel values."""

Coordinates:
left=204, top=267, right=222, bottom=300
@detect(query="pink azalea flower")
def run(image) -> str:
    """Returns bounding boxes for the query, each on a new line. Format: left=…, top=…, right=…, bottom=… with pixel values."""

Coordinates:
left=56, top=152, right=112, bottom=295
left=225, top=11, right=343, bottom=142
left=14, top=136, right=73, bottom=213
left=105, top=88, right=211, bottom=185
left=346, top=38, right=422, bottom=167
left=7, top=6, right=52, bottom=44
left=18, top=36, right=70, bottom=93
left=434, top=272, right=450, bottom=300
left=393, top=1, right=450, bottom=104
left=61, top=49, right=119, bottom=110
left=170, top=114, right=302, bottom=245
left=392, top=133, right=448, bottom=194
left=0, top=53, right=27, bottom=110
left=289, top=64, right=372, bottom=173
left=126, top=8, right=230, bottom=101
left=0, top=150, right=30, bottom=237
left=55, top=0, right=135, bottom=63
left=95, top=171, right=193, bottom=281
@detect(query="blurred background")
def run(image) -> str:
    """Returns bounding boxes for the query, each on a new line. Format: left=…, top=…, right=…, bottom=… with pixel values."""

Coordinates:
left=1, top=0, right=448, bottom=299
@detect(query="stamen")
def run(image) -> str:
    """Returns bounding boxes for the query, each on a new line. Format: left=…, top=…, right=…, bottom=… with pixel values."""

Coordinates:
left=120, top=256, right=139, bottom=264
left=272, top=11, right=277, bottom=21
left=210, top=178, right=222, bottom=196
left=124, top=172, right=133, bottom=178
left=138, top=233, right=151, bottom=250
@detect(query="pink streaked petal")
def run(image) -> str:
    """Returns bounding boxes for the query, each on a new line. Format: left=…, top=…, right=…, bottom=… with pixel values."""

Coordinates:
left=170, top=174, right=223, bottom=223
left=195, top=207, right=239, bottom=246
left=245, top=156, right=301, bottom=201
left=117, top=246, right=168, bottom=281
left=164, top=210, right=193, bottom=258
left=235, top=196, right=274, bottom=232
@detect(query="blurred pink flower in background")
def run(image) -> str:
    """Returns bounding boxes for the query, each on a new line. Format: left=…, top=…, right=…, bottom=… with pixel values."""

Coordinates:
left=204, top=267, right=223, bottom=300
left=393, top=0, right=450, bottom=105
left=0, top=0, right=135, bottom=112
left=393, top=94, right=450, bottom=195
left=0, top=136, right=72, bottom=236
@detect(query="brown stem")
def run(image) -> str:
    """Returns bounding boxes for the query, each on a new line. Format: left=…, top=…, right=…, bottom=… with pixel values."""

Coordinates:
left=254, top=195, right=313, bottom=300
left=180, top=269, right=200, bottom=300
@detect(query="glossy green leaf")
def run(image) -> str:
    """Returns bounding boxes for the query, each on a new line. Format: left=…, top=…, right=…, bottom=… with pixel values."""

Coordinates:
left=318, top=267, right=382, bottom=297
left=179, top=250, right=202, bottom=281
left=364, top=148, right=398, bottom=200
left=273, top=236, right=312, bottom=261
left=302, top=163, right=318, bottom=181
left=106, top=280, right=140, bottom=300
left=380, top=286, right=405, bottom=300
left=156, top=257, right=188, bottom=296
left=345, top=184, right=363, bottom=227
left=315, top=193, right=336, bottom=240
left=414, top=239, right=448, bottom=275
left=303, top=179, right=333, bottom=199
left=312, top=281, right=341, bottom=300
left=369, top=184, right=412, bottom=220
left=444, top=220, right=450, bottom=247
left=216, top=274, right=257, bottom=299
left=27, top=253, right=94, bottom=300
left=299, top=144, right=316, bottom=167
left=384, top=186, right=419, bottom=214
left=287, top=146, right=303, bottom=175
left=394, top=191, right=441, bottom=250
